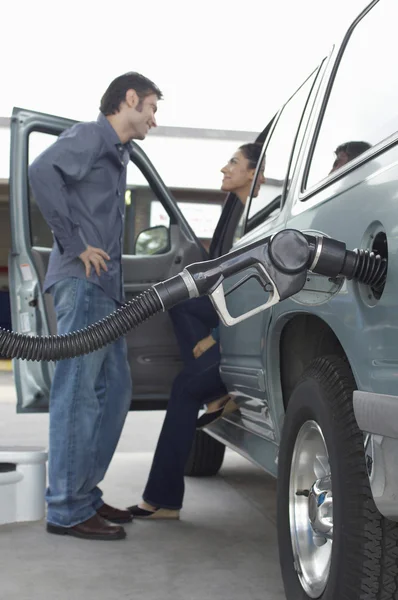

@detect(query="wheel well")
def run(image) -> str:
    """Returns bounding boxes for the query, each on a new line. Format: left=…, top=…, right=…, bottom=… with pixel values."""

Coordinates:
left=279, top=315, right=346, bottom=410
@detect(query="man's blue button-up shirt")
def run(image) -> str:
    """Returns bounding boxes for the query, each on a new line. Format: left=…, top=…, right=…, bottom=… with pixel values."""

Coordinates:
left=28, top=113, right=130, bottom=304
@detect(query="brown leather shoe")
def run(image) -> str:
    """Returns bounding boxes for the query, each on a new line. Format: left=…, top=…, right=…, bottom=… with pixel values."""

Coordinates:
left=46, top=513, right=126, bottom=540
left=97, top=502, right=133, bottom=524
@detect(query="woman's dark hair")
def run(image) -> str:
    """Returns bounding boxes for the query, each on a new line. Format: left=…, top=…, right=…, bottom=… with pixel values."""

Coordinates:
left=239, top=142, right=263, bottom=169
left=100, top=72, right=163, bottom=116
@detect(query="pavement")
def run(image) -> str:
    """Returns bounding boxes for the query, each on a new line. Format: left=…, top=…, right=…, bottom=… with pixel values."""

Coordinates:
left=0, top=371, right=284, bottom=600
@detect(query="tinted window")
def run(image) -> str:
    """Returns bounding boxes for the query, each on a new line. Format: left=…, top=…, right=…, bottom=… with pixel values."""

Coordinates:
left=306, top=0, right=398, bottom=189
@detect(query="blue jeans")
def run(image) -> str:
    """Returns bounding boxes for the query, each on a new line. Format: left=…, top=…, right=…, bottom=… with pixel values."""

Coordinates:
left=46, top=277, right=132, bottom=527
left=169, top=296, right=219, bottom=365
left=143, top=343, right=226, bottom=509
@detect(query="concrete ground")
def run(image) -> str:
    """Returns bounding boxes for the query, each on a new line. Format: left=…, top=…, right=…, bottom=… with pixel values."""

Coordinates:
left=0, top=371, right=284, bottom=600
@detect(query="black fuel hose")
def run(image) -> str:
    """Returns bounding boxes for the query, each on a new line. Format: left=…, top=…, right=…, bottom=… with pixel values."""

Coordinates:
left=0, top=229, right=387, bottom=362
left=1, top=289, right=163, bottom=362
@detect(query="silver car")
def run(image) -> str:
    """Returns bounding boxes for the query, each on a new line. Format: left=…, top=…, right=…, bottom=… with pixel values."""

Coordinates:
left=8, top=0, right=398, bottom=598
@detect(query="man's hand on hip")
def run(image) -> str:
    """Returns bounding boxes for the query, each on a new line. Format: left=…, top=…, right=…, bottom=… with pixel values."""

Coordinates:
left=79, top=246, right=110, bottom=277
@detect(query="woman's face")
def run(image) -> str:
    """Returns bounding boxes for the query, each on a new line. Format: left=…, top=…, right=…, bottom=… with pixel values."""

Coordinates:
left=220, top=151, right=265, bottom=203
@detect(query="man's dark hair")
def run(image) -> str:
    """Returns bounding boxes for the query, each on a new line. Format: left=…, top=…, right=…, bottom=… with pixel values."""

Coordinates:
left=239, top=143, right=263, bottom=169
left=335, top=141, right=371, bottom=161
left=100, top=72, right=163, bottom=116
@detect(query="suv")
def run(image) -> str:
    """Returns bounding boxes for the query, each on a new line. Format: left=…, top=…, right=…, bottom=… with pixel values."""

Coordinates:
left=8, top=0, right=398, bottom=597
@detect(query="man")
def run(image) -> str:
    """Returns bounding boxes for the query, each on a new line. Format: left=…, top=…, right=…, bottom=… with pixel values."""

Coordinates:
left=29, top=72, right=162, bottom=541
left=330, top=140, right=371, bottom=173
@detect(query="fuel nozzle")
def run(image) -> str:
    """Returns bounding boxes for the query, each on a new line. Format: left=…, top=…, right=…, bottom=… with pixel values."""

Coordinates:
left=154, top=229, right=387, bottom=327
left=155, top=229, right=314, bottom=325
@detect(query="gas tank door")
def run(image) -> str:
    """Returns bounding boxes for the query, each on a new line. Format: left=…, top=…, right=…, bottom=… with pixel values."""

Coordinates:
left=292, top=272, right=345, bottom=306
left=291, top=229, right=344, bottom=306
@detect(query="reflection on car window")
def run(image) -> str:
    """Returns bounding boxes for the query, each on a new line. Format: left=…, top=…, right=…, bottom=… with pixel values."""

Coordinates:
left=248, top=177, right=283, bottom=224
left=306, top=0, right=398, bottom=189
left=248, top=69, right=318, bottom=224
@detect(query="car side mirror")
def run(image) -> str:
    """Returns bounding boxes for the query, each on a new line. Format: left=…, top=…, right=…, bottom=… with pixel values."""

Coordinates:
left=134, top=225, right=170, bottom=256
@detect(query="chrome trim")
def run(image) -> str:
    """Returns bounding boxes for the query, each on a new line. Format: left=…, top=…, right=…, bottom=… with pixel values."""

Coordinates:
left=209, top=265, right=280, bottom=327
left=290, top=420, right=332, bottom=598
left=180, top=270, right=199, bottom=299
left=151, top=286, right=165, bottom=311
left=308, top=476, right=333, bottom=541
left=309, top=236, right=323, bottom=272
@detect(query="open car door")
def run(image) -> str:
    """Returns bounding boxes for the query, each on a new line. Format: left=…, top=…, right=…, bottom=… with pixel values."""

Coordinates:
left=9, top=107, right=208, bottom=412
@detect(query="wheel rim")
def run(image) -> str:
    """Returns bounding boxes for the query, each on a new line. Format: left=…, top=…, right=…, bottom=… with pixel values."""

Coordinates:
left=289, top=420, right=333, bottom=598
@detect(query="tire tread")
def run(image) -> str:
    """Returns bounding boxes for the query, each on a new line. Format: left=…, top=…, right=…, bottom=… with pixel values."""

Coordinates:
left=184, top=429, right=226, bottom=477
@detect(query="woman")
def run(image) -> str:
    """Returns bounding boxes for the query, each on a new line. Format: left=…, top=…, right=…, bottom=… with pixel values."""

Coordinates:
left=169, top=141, right=265, bottom=371
left=127, top=143, right=265, bottom=519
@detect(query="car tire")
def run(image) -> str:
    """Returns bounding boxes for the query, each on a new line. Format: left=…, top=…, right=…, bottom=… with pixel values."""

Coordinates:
left=184, top=429, right=226, bottom=477
left=277, top=355, right=398, bottom=600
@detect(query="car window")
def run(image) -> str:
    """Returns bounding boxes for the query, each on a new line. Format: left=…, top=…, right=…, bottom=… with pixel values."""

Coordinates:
left=247, top=69, right=319, bottom=228
left=305, top=0, right=398, bottom=190
left=149, top=199, right=222, bottom=251
left=28, top=132, right=58, bottom=248
left=28, top=131, right=171, bottom=256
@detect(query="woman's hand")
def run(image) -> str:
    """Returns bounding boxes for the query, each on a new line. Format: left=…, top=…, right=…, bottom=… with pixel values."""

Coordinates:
left=193, top=334, right=216, bottom=359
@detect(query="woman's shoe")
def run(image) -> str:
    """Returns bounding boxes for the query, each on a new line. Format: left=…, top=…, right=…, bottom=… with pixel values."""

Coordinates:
left=196, top=397, right=239, bottom=429
left=128, top=505, right=180, bottom=520
left=203, top=394, right=230, bottom=414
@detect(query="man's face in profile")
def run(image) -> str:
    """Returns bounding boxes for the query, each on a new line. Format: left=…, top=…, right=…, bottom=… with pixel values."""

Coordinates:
left=330, top=150, right=349, bottom=174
